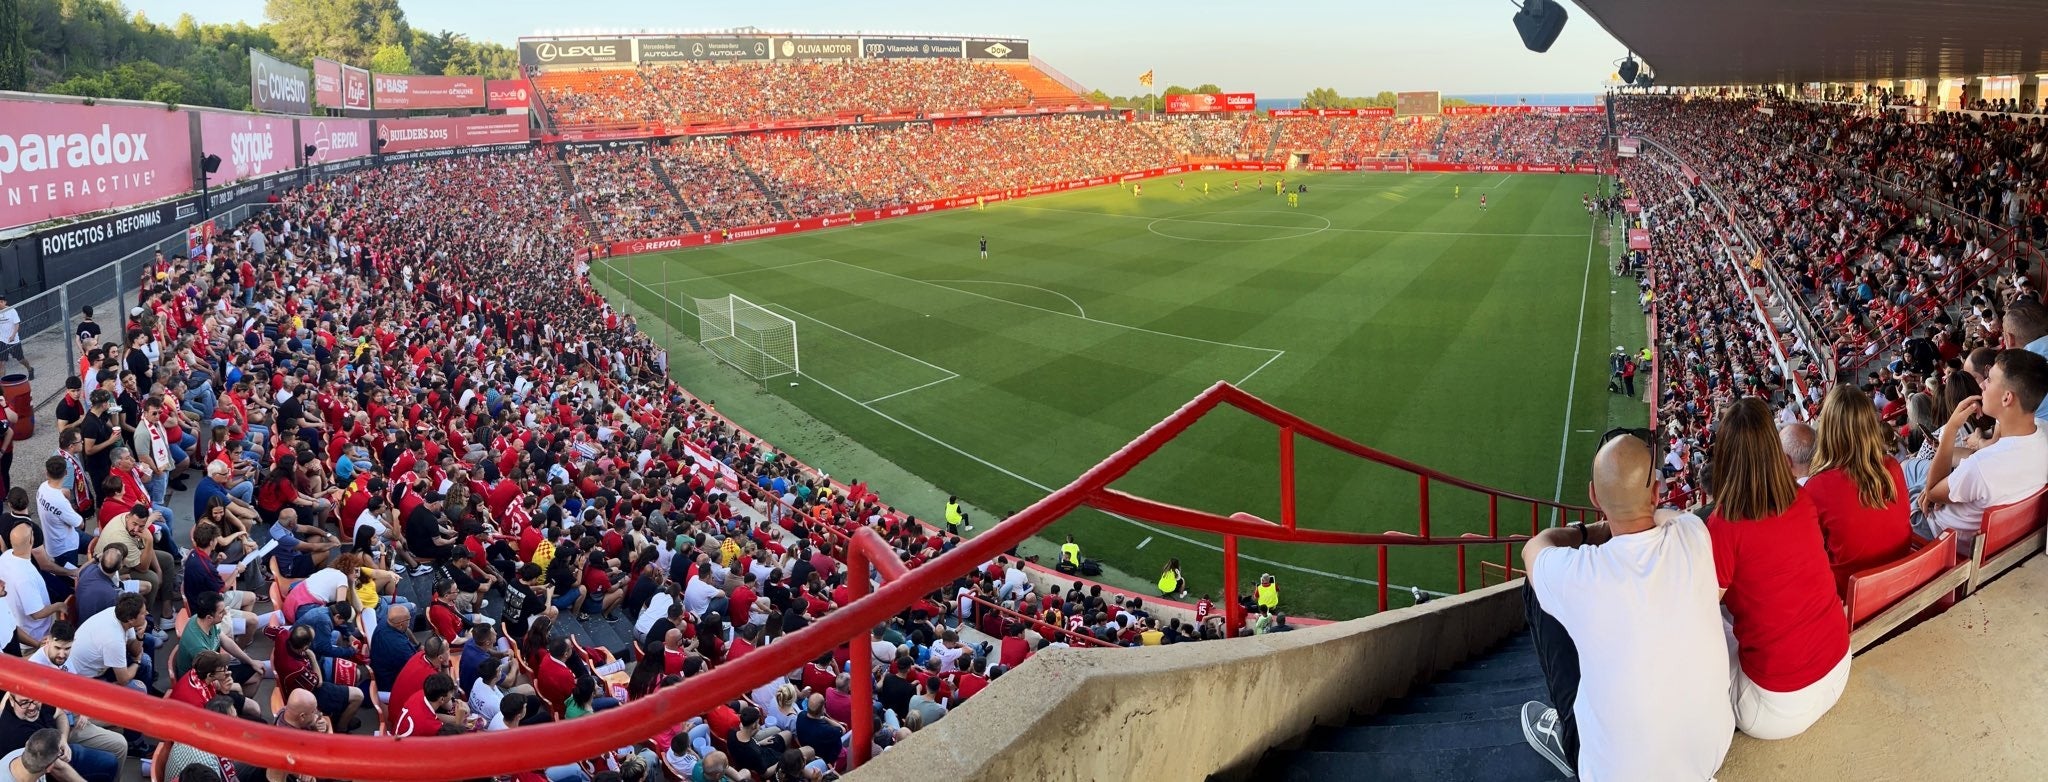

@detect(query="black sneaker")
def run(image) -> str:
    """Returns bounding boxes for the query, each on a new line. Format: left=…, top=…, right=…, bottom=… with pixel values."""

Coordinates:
left=1520, top=701, right=1575, bottom=778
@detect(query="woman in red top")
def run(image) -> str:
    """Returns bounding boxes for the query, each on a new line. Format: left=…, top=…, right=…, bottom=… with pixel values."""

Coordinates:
left=1708, top=398, right=1852, bottom=740
left=1804, top=386, right=1912, bottom=594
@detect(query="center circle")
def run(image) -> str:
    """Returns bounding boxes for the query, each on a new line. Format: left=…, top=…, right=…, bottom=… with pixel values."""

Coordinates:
left=1144, top=210, right=1334, bottom=243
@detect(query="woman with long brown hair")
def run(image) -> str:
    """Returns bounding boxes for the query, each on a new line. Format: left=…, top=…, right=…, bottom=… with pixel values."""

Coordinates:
left=1804, top=386, right=1912, bottom=594
left=1707, top=397, right=1850, bottom=740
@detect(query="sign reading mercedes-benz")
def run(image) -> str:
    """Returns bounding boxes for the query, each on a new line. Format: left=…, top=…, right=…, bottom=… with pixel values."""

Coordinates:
left=520, top=37, right=632, bottom=67
left=964, top=40, right=1029, bottom=61
left=773, top=37, right=859, bottom=60
left=638, top=36, right=770, bottom=62
left=860, top=38, right=965, bottom=59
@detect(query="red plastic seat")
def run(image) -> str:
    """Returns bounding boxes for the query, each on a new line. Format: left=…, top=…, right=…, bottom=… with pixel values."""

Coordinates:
left=1844, top=530, right=1967, bottom=652
left=1968, top=485, right=2048, bottom=594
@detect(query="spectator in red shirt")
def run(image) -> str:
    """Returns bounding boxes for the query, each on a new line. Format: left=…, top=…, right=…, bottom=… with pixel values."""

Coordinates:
left=394, top=672, right=467, bottom=737
left=1803, top=386, right=1913, bottom=593
left=533, top=637, right=578, bottom=716
left=426, top=579, right=470, bottom=646
left=1708, top=399, right=1853, bottom=740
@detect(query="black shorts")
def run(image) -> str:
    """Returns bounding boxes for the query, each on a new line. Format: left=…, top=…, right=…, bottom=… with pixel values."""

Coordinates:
left=0, top=342, right=22, bottom=361
left=312, top=681, right=353, bottom=717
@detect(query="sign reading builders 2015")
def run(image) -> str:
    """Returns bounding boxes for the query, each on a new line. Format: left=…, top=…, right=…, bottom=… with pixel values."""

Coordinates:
left=0, top=100, right=195, bottom=231
left=375, top=115, right=530, bottom=153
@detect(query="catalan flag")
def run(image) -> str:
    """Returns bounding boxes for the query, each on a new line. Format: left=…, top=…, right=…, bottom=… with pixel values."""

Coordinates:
left=1138, top=70, right=1154, bottom=87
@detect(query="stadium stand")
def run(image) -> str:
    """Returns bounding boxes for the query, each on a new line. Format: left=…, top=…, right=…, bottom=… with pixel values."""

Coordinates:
left=22, top=31, right=2048, bottom=779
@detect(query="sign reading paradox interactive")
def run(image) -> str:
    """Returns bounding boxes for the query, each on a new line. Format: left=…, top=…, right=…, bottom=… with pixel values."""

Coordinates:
left=964, top=40, right=1028, bottom=61
left=0, top=99, right=196, bottom=231
left=520, top=38, right=632, bottom=67
left=299, top=117, right=371, bottom=161
left=773, top=37, right=859, bottom=60
left=860, top=38, right=965, bottom=59
left=198, top=111, right=296, bottom=185
left=248, top=49, right=311, bottom=114
left=375, top=115, right=530, bottom=153
left=638, top=36, right=770, bottom=62
left=1163, top=93, right=1257, bottom=113
left=371, top=74, right=486, bottom=110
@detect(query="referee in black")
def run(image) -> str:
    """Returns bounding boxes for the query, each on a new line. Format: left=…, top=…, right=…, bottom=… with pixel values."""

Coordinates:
left=979, top=235, right=988, bottom=260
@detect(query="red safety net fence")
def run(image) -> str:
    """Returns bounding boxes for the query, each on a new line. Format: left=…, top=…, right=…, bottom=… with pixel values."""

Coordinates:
left=0, top=381, right=1594, bottom=780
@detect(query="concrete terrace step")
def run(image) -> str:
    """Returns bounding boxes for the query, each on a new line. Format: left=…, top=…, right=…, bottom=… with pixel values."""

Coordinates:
left=1363, top=703, right=1526, bottom=727
left=1305, top=715, right=1527, bottom=753
left=1382, top=684, right=1550, bottom=714
left=1253, top=746, right=1565, bottom=782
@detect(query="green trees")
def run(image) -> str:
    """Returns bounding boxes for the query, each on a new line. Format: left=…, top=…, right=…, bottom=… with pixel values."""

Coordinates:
left=3, top=0, right=516, bottom=111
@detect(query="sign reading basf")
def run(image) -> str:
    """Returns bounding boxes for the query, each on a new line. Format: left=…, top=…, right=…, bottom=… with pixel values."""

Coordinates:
left=637, top=37, right=770, bottom=62
left=0, top=100, right=195, bottom=231
left=520, top=37, right=632, bottom=67
left=300, top=117, right=371, bottom=161
left=375, top=115, right=529, bottom=153
left=774, top=37, right=859, bottom=60
left=964, top=39, right=1028, bottom=61
left=1163, top=92, right=1257, bottom=113
left=198, top=111, right=295, bottom=185
left=372, top=74, right=486, bottom=110
left=486, top=80, right=532, bottom=112
left=248, top=49, right=311, bottom=114
left=860, top=38, right=965, bottom=59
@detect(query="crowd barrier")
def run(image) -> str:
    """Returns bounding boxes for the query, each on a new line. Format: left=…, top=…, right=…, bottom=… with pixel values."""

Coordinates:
left=586, top=160, right=1617, bottom=260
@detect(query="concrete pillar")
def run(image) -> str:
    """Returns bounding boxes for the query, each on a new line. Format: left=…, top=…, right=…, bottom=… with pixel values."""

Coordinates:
left=2022, top=76, right=2040, bottom=111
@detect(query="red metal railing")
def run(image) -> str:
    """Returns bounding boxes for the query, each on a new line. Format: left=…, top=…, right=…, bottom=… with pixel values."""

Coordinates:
left=0, top=382, right=1593, bottom=780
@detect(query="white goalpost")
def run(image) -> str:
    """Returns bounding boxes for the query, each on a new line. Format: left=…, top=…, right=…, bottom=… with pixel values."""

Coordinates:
left=693, top=294, right=800, bottom=382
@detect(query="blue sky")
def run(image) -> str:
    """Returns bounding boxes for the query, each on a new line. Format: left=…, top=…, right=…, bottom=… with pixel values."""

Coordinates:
left=128, top=0, right=1626, bottom=96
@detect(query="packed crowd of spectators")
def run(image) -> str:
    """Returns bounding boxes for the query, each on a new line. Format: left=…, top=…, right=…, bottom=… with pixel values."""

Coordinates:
left=1381, top=116, right=1444, bottom=155
left=731, top=134, right=870, bottom=218
left=654, top=139, right=785, bottom=231
left=537, top=71, right=670, bottom=129
left=8, top=144, right=1261, bottom=781
left=638, top=60, right=1033, bottom=125
left=1234, top=119, right=1275, bottom=158
left=1325, top=117, right=1392, bottom=162
left=564, top=148, right=702, bottom=243
left=1146, top=118, right=1249, bottom=159
left=1271, top=117, right=1335, bottom=152
left=806, top=129, right=939, bottom=205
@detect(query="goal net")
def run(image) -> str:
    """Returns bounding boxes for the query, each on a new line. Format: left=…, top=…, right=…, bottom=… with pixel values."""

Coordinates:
left=694, top=294, right=800, bottom=381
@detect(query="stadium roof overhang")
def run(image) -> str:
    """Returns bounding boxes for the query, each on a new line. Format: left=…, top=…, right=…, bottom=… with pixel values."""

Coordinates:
left=1571, top=0, right=2048, bottom=86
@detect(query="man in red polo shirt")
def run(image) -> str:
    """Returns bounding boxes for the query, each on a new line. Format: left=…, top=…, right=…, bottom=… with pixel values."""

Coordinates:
left=394, top=672, right=468, bottom=737
left=389, top=635, right=452, bottom=711
left=532, top=637, right=577, bottom=716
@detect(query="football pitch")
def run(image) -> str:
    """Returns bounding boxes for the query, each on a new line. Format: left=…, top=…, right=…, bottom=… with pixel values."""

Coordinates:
left=591, top=170, right=1631, bottom=619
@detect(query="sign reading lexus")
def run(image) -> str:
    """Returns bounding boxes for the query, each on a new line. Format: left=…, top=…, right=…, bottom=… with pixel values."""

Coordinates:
left=774, top=37, right=858, bottom=60
left=638, top=36, right=770, bottom=62
left=248, top=49, right=311, bottom=114
left=965, top=40, right=1029, bottom=61
left=860, top=38, right=965, bottom=59
left=520, top=37, right=632, bottom=67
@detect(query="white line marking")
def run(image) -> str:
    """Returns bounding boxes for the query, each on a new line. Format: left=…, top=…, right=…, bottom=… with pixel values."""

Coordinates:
left=789, top=363, right=1449, bottom=596
left=926, top=279, right=1088, bottom=318
left=1551, top=215, right=1602, bottom=518
left=1146, top=211, right=1333, bottom=244
left=863, top=375, right=959, bottom=405
left=1006, top=204, right=1584, bottom=238
left=1135, top=536, right=1154, bottom=550
left=655, top=257, right=831, bottom=288
left=1235, top=350, right=1285, bottom=388
left=822, top=258, right=1286, bottom=359
left=760, top=303, right=957, bottom=379
left=1486, top=174, right=1512, bottom=189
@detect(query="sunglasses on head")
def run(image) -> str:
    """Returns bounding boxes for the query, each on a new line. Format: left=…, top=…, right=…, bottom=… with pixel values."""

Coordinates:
left=1599, top=427, right=1660, bottom=487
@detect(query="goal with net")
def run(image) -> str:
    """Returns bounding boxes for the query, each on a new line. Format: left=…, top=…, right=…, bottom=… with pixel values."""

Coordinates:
left=693, top=294, right=800, bottom=381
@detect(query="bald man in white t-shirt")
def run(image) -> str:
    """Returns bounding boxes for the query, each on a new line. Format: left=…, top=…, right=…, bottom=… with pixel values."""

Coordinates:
left=1519, top=430, right=1733, bottom=781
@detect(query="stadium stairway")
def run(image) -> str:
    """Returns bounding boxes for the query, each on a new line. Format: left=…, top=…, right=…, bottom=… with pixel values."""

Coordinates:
left=554, top=161, right=599, bottom=228
left=727, top=150, right=794, bottom=222
left=1233, top=630, right=1566, bottom=782
left=646, top=157, right=708, bottom=233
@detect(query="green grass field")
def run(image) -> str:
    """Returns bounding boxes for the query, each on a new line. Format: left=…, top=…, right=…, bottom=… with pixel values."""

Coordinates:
left=592, top=170, right=1637, bottom=619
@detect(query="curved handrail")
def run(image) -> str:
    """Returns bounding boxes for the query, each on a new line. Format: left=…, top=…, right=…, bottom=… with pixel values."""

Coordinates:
left=0, top=382, right=1591, bottom=779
